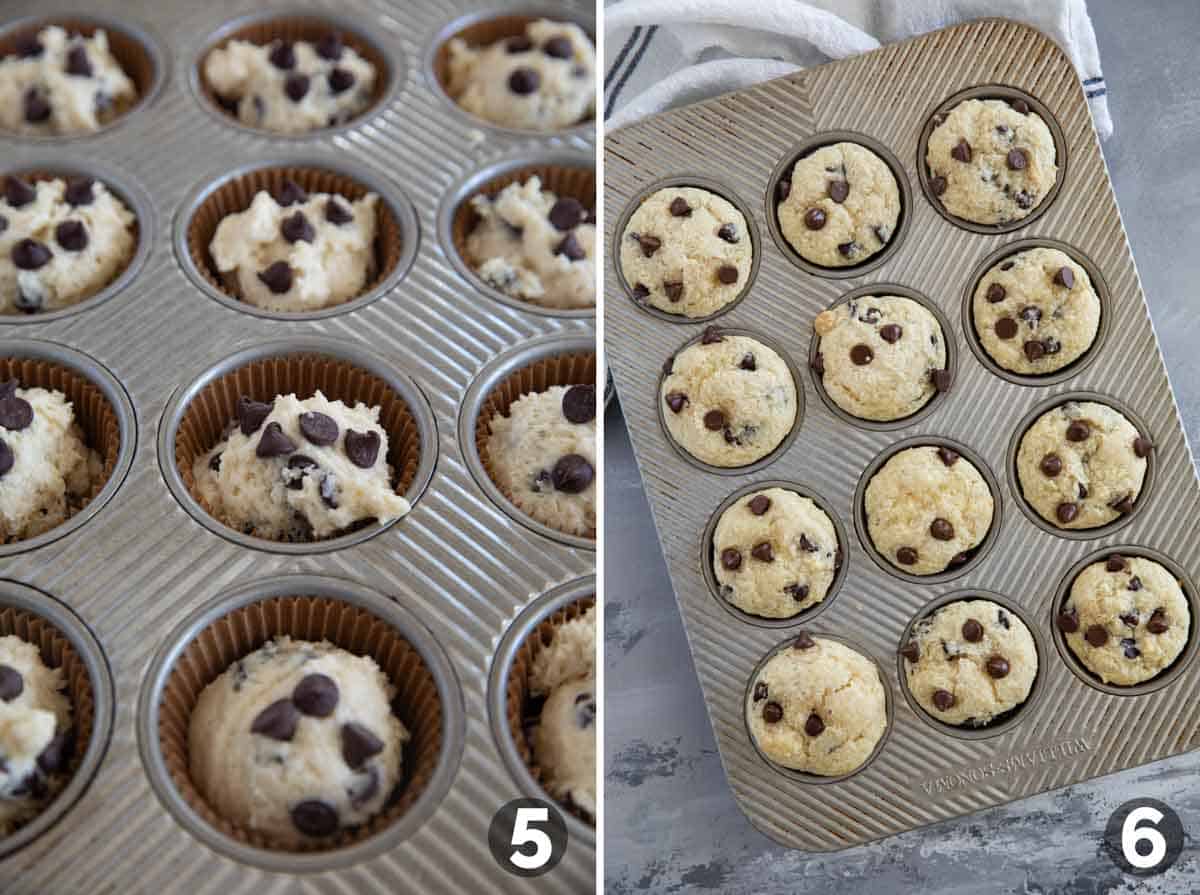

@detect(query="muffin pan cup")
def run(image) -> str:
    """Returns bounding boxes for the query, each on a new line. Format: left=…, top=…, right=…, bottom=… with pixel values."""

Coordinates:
left=605, top=17, right=1200, bottom=852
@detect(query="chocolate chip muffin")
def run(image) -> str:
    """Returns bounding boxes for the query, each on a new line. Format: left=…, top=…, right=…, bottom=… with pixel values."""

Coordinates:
left=446, top=20, right=594, bottom=131
left=204, top=33, right=376, bottom=134
left=466, top=176, right=594, bottom=310
left=189, top=636, right=407, bottom=846
left=0, top=26, right=137, bottom=136
left=973, top=248, right=1101, bottom=375
left=902, top=599, right=1037, bottom=726
left=926, top=98, right=1057, bottom=225
left=777, top=142, right=900, bottom=268
left=747, top=633, right=887, bottom=776
left=713, top=487, right=840, bottom=619
left=619, top=187, right=751, bottom=318
left=813, top=295, right=948, bottom=422
left=1059, top=555, right=1190, bottom=686
left=864, top=445, right=994, bottom=575
left=661, top=329, right=797, bottom=468
left=1016, top=401, right=1149, bottom=529
left=0, top=175, right=136, bottom=315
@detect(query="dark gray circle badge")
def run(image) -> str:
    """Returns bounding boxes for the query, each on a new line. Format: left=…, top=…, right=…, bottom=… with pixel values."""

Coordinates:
left=489, top=797, right=568, bottom=877
left=1104, top=799, right=1184, bottom=876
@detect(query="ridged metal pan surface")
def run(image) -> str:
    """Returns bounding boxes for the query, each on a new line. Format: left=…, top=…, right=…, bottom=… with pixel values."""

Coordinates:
left=604, top=18, right=1200, bottom=852
left=0, top=0, right=595, bottom=891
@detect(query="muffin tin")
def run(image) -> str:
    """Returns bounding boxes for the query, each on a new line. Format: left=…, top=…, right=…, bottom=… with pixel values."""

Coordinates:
left=605, top=18, right=1200, bottom=851
left=0, top=0, right=594, bottom=891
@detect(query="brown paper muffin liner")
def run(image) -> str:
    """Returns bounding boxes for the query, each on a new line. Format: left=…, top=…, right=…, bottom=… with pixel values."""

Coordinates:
left=0, top=356, right=121, bottom=542
left=475, top=350, right=597, bottom=539
left=505, top=595, right=595, bottom=825
left=174, top=352, right=420, bottom=541
left=0, top=19, right=153, bottom=125
left=155, top=594, right=443, bottom=853
left=0, top=604, right=95, bottom=833
left=186, top=165, right=402, bottom=310
left=197, top=15, right=389, bottom=129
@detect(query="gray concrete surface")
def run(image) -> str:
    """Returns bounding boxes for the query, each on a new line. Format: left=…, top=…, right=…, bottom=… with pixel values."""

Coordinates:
left=603, top=1, right=1200, bottom=891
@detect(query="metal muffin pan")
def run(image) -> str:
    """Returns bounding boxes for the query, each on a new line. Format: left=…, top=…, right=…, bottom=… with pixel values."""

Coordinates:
left=0, top=0, right=594, bottom=891
left=605, top=18, right=1200, bottom=852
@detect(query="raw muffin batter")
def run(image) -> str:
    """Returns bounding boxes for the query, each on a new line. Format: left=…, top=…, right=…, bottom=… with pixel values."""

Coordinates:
left=973, top=247, right=1100, bottom=375
left=747, top=632, right=886, bottom=776
left=0, top=634, right=73, bottom=836
left=0, top=175, right=136, bottom=315
left=713, top=487, right=840, bottom=619
left=777, top=142, right=900, bottom=268
left=0, top=382, right=101, bottom=544
left=619, top=186, right=751, bottom=318
left=485, top=384, right=596, bottom=537
left=194, top=391, right=409, bottom=541
left=189, top=636, right=407, bottom=846
left=865, top=445, right=994, bottom=575
left=813, top=295, right=948, bottom=422
left=1016, top=401, right=1149, bottom=530
left=204, top=33, right=376, bottom=134
left=902, top=599, right=1037, bottom=726
left=926, top=97, right=1058, bottom=225
left=209, top=181, right=378, bottom=313
left=529, top=607, right=595, bottom=818
left=466, top=176, right=594, bottom=310
left=0, top=26, right=137, bottom=136
left=446, top=19, right=594, bottom=131
left=1059, top=555, right=1189, bottom=686
left=660, top=329, right=797, bottom=467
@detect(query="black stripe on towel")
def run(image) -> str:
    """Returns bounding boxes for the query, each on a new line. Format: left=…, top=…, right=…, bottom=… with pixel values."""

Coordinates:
left=605, top=25, right=658, bottom=119
left=605, top=26, right=643, bottom=88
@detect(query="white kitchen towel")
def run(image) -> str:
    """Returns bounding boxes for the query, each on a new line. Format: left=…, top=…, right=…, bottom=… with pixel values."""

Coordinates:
left=604, top=0, right=1111, bottom=138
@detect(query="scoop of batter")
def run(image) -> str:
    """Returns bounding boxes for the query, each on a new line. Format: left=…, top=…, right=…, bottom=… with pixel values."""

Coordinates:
left=189, top=637, right=407, bottom=847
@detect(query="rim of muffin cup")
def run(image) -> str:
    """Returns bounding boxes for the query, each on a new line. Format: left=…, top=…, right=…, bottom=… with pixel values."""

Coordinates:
left=917, top=84, right=1068, bottom=235
left=191, top=8, right=401, bottom=140
left=157, top=336, right=438, bottom=555
left=1050, top=545, right=1199, bottom=697
left=960, top=238, right=1111, bottom=387
left=0, top=14, right=165, bottom=142
left=0, top=338, right=136, bottom=558
left=611, top=174, right=762, bottom=324
left=700, top=480, right=850, bottom=630
left=853, top=435, right=1004, bottom=585
left=656, top=326, right=806, bottom=476
left=743, top=630, right=893, bottom=785
left=1005, top=390, right=1156, bottom=541
left=764, top=130, right=912, bottom=280
left=437, top=149, right=595, bottom=319
left=173, top=157, right=419, bottom=321
left=488, top=576, right=596, bottom=843
left=136, top=573, right=465, bottom=872
left=458, top=333, right=596, bottom=550
left=0, top=161, right=155, bottom=325
left=0, top=580, right=114, bottom=860
left=895, top=589, right=1046, bottom=741
left=807, top=283, right=958, bottom=432
left=425, top=5, right=597, bottom=138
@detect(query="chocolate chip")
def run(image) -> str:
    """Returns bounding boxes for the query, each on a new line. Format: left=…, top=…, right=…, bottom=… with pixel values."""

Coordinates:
left=1084, top=624, right=1108, bottom=647
left=719, top=547, right=742, bottom=572
left=665, top=391, right=687, bottom=414
left=858, top=307, right=882, bottom=325
left=1009, top=98, right=1031, bottom=115
left=717, top=223, right=738, bottom=243
left=292, top=800, right=339, bottom=838
left=636, top=234, right=661, bottom=257
left=950, top=551, right=971, bottom=566
left=284, top=73, right=310, bottom=102
left=0, top=665, right=23, bottom=701
left=55, top=219, right=88, bottom=252
left=1014, top=190, right=1034, bottom=209
left=296, top=411, right=338, bottom=447
left=794, top=631, right=815, bottom=650
left=762, top=702, right=783, bottom=723
left=896, top=546, right=919, bottom=566
left=986, top=283, right=1007, bottom=303
left=1100, top=557, right=1127, bottom=576
left=269, top=40, right=296, bottom=69
left=61, top=43, right=95, bottom=78
left=0, top=215, right=6, bottom=234
left=293, top=673, right=339, bottom=717
left=880, top=324, right=903, bottom=343
left=1126, top=576, right=1143, bottom=593
left=950, top=139, right=972, bottom=163
left=316, top=32, right=344, bottom=61
left=237, top=397, right=273, bottom=435
left=810, top=353, right=825, bottom=376
left=320, top=474, right=339, bottom=508
left=1066, top=420, right=1090, bottom=442
left=1133, top=436, right=1153, bottom=458
left=328, top=67, right=355, bottom=94
left=739, top=353, right=756, bottom=371
left=753, top=682, right=768, bottom=701
left=937, top=447, right=959, bottom=467
left=543, top=35, right=574, bottom=58
left=285, top=455, right=317, bottom=489
left=901, top=641, right=920, bottom=663
left=850, top=344, right=873, bottom=365
left=37, top=729, right=73, bottom=775
left=1023, top=340, right=1046, bottom=362
left=256, top=421, right=297, bottom=458
left=1006, top=148, right=1028, bottom=171
left=1057, top=607, right=1079, bottom=633
left=716, top=265, right=739, bottom=285
left=1040, top=453, right=1062, bottom=477
left=23, top=88, right=51, bottom=123
left=962, top=618, right=984, bottom=642
left=804, top=207, right=826, bottom=230
left=3, top=437, right=25, bottom=474
left=930, top=175, right=947, bottom=196
left=799, top=534, right=819, bottom=553
left=555, top=232, right=586, bottom=261
left=258, top=261, right=293, bottom=294
left=703, top=409, right=726, bottom=431
left=786, top=583, right=810, bottom=601
left=12, top=238, right=51, bottom=270
left=342, top=429, right=381, bottom=469
left=837, top=241, right=858, bottom=257
left=930, top=518, right=955, bottom=541
left=552, top=454, right=593, bottom=493
left=986, top=655, right=1010, bottom=678
left=507, top=35, right=533, bottom=53
left=549, top=197, right=585, bottom=231
left=274, top=179, right=308, bottom=207
left=804, top=713, right=825, bottom=736
left=1019, top=306, right=1043, bottom=327
left=340, top=721, right=385, bottom=769
left=1054, top=267, right=1074, bottom=289
left=1056, top=502, right=1078, bottom=524
left=701, top=326, right=724, bottom=345
left=1147, top=610, right=1169, bottom=635
left=325, top=198, right=352, bottom=225
left=632, top=283, right=650, bottom=301
left=930, top=368, right=952, bottom=392
left=777, top=178, right=792, bottom=202
left=13, top=35, right=43, bottom=58
left=251, top=699, right=299, bottom=741
left=828, top=180, right=849, bottom=203
left=751, top=541, right=774, bottom=562
left=0, top=393, right=33, bottom=431
left=932, top=689, right=956, bottom=711
left=744, top=497, right=772, bottom=520
left=509, top=68, right=540, bottom=95
left=64, top=177, right=94, bottom=206
left=278, top=210, right=316, bottom=244
left=1110, top=495, right=1135, bottom=514
left=994, top=317, right=1018, bottom=340
left=669, top=196, right=692, bottom=217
